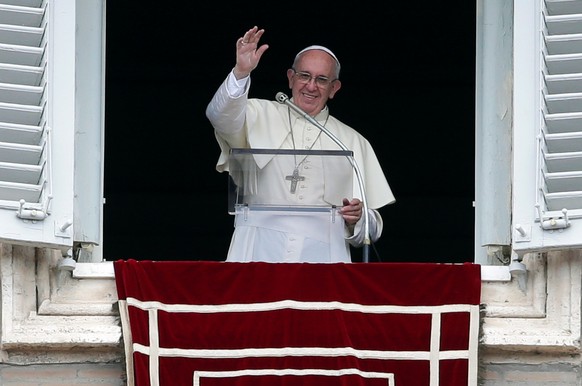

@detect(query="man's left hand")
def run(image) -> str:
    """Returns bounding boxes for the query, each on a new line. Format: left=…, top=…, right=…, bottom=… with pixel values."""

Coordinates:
left=341, top=198, right=362, bottom=225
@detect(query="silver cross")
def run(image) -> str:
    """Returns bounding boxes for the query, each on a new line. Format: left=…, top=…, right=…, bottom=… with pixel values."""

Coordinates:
left=285, top=168, right=305, bottom=193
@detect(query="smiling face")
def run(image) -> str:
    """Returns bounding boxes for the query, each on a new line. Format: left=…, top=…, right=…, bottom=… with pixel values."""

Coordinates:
left=286, top=49, right=342, bottom=116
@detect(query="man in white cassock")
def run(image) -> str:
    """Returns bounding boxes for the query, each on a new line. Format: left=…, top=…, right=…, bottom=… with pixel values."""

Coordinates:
left=206, top=26, right=395, bottom=263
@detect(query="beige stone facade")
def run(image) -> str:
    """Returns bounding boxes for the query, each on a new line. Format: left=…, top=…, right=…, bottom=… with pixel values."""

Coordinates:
left=0, top=244, right=580, bottom=385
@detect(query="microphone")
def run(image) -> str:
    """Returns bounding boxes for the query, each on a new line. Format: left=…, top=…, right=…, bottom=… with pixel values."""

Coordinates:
left=275, top=92, right=372, bottom=262
left=275, top=92, right=288, bottom=104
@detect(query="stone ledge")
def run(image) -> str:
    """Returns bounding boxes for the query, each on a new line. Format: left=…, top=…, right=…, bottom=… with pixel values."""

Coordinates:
left=1, top=315, right=121, bottom=350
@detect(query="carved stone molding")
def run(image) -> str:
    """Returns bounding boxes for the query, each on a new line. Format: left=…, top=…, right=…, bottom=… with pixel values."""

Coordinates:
left=0, top=243, right=123, bottom=363
left=481, top=251, right=581, bottom=353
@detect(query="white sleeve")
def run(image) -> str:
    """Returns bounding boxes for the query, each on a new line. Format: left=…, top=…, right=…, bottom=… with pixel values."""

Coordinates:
left=345, top=208, right=383, bottom=247
left=226, top=71, right=250, bottom=97
left=205, top=70, right=250, bottom=135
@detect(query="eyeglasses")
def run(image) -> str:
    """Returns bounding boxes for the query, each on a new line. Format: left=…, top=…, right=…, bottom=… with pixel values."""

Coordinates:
left=292, top=69, right=336, bottom=87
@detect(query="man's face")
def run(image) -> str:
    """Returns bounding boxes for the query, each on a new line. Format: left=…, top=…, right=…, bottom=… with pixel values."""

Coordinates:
left=286, top=50, right=341, bottom=116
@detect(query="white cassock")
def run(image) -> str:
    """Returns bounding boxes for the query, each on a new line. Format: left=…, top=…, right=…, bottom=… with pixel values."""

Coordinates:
left=206, top=71, right=395, bottom=263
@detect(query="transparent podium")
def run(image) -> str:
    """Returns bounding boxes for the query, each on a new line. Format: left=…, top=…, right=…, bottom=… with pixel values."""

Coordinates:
left=227, top=148, right=355, bottom=262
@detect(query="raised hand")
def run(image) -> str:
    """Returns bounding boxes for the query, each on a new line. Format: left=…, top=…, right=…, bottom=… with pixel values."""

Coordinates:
left=233, top=26, right=269, bottom=80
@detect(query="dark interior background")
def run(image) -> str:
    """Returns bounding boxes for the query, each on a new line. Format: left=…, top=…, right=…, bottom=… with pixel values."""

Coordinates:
left=103, top=2, right=476, bottom=263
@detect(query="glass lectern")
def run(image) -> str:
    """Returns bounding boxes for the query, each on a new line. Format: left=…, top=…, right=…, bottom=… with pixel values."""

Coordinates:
left=227, top=148, right=355, bottom=261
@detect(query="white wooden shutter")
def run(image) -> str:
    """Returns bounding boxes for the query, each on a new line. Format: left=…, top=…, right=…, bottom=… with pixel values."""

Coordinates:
left=513, top=0, right=582, bottom=253
left=0, top=0, right=104, bottom=253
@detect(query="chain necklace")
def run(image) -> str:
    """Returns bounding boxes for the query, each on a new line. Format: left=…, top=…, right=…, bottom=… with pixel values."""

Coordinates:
left=284, top=106, right=329, bottom=193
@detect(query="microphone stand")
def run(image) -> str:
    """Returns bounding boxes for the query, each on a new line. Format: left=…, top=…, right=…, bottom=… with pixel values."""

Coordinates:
left=276, top=92, right=371, bottom=262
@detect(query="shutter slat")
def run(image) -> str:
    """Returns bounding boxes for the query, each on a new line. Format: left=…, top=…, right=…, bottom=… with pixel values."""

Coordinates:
left=0, top=102, right=42, bottom=125
left=0, top=122, right=42, bottom=145
left=0, top=161, right=41, bottom=184
left=546, top=53, right=582, bottom=74
left=0, top=4, right=44, bottom=28
left=545, top=33, right=582, bottom=54
left=546, top=0, right=582, bottom=16
left=544, top=150, right=582, bottom=171
left=545, top=112, right=582, bottom=133
left=0, top=24, right=42, bottom=47
left=545, top=73, right=582, bottom=93
left=545, top=92, right=582, bottom=113
left=544, top=170, right=582, bottom=192
left=0, top=43, right=43, bottom=66
left=0, top=180, right=41, bottom=202
left=544, top=132, right=582, bottom=153
left=543, top=191, right=582, bottom=211
left=0, top=63, right=43, bottom=86
left=0, top=141, right=42, bottom=164
left=0, top=83, right=42, bottom=105
left=0, top=1, right=42, bottom=8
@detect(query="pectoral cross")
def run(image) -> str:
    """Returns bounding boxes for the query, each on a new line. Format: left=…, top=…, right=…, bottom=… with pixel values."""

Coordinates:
left=285, top=168, right=305, bottom=194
